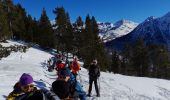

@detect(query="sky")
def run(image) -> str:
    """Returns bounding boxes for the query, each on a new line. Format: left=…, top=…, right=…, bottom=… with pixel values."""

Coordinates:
left=13, top=0, right=170, bottom=23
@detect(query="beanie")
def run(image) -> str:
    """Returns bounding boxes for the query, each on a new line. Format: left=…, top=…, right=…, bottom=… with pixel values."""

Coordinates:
left=58, top=69, right=70, bottom=78
left=19, top=73, right=33, bottom=86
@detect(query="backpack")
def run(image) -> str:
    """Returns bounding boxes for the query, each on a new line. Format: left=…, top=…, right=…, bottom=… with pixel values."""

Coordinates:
left=70, top=61, right=80, bottom=74
left=42, top=89, right=60, bottom=100
left=15, top=90, right=46, bottom=100
left=56, top=60, right=65, bottom=71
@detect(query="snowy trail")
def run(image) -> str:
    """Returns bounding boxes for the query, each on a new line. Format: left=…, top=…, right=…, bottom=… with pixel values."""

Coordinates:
left=1, top=40, right=170, bottom=100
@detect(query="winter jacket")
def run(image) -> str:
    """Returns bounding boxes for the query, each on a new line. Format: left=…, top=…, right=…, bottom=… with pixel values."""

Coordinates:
left=88, top=64, right=100, bottom=79
left=60, top=67, right=86, bottom=100
left=70, top=61, right=80, bottom=74
left=41, top=89, right=60, bottom=100
left=7, top=82, right=38, bottom=100
left=55, top=61, right=65, bottom=71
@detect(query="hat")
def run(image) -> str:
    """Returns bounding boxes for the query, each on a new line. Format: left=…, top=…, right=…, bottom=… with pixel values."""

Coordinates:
left=58, top=69, right=70, bottom=77
left=52, top=80, right=69, bottom=99
left=19, top=73, right=33, bottom=86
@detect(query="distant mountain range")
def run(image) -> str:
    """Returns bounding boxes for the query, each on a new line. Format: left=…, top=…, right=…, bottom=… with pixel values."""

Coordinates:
left=51, top=12, right=170, bottom=51
left=98, top=20, right=138, bottom=42
left=105, top=12, right=170, bottom=50
left=50, top=19, right=138, bottom=43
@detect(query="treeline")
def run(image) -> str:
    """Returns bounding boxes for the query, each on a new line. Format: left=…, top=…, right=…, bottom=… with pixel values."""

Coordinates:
left=110, top=39, right=170, bottom=79
left=53, top=7, right=109, bottom=70
left=0, top=1, right=109, bottom=70
left=0, top=1, right=55, bottom=48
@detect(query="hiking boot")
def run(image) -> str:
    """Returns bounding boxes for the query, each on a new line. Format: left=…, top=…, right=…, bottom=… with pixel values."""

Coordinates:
left=87, top=94, right=91, bottom=97
left=97, top=94, right=100, bottom=97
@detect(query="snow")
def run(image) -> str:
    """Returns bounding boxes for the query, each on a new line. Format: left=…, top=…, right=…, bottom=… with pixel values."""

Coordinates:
left=1, top=40, right=170, bottom=100
left=0, top=40, right=25, bottom=47
left=99, top=20, right=138, bottom=42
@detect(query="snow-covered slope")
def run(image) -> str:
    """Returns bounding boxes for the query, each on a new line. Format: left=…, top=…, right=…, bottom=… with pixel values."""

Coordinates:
left=1, top=40, right=170, bottom=100
left=99, top=20, right=138, bottom=42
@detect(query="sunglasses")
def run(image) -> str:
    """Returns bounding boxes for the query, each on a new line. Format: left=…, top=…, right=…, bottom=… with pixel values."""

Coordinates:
left=23, top=84, right=34, bottom=90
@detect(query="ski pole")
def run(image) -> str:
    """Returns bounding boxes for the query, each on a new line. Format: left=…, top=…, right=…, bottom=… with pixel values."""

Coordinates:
left=98, top=77, right=100, bottom=94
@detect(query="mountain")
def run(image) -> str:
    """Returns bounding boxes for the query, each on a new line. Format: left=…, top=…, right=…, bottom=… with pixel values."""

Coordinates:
left=98, top=20, right=138, bottom=42
left=50, top=19, right=138, bottom=43
left=106, top=12, right=170, bottom=50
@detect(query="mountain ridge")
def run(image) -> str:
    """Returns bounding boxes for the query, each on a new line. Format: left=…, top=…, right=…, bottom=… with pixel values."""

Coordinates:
left=105, top=12, right=170, bottom=50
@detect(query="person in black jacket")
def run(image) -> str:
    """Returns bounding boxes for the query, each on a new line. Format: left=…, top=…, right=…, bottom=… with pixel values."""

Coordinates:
left=87, top=59, right=100, bottom=97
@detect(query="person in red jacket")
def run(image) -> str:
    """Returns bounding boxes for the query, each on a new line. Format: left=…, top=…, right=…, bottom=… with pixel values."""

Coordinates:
left=70, top=56, right=81, bottom=78
left=55, top=60, right=66, bottom=79
left=55, top=60, right=65, bottom=71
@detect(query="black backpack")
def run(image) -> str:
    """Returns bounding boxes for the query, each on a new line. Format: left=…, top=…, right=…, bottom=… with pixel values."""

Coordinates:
left=16, top=90, right=45, bottom=100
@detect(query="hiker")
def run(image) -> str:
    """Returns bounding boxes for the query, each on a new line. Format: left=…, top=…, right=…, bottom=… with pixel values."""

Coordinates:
left=55, top=59, right=66, bottom=77
left=47, top=58, right=54, bottom=72
left=56, top=53, right=64, bottom=61
left=87, top=59, right=100, bottom=97
left=52, top=80, right=71, bottom=100
left=7, top=73, right=40, bottom=100
left=57, top=67, right=86, bottom=100
left=70, top=56, right=81, bottom=79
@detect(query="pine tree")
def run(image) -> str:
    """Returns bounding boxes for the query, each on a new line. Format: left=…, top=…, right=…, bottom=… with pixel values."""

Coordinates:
left=53, top=7, right=68, bottom=52
left=79, top=14, right=93, bottom=67
left=53, top=7, right=74, bottom=53
left=90, top=16, right=109, bottom=70
left=73, top=16, right=84, bottom=56
left=2, top=0, right=15, bottom=38
left=64, top=13, right=74, bottom=53
left=0, top=3, right=10, bottom=41
left=149, top=45, right=170, bottom=78
left=132, top=39, right=149, bottom=76
left=79, top=15, right=109, bottom=70
left=13, top=4, right=27, bottom=40
left=24, top=14, right=34, bottom=42
left=32, top=18, right=39, bottom=44
left=39, top=8, right=55, bottom=48
left=121, top=44, right=132, bottom=75
left=111, top=51, right=120, bottom=73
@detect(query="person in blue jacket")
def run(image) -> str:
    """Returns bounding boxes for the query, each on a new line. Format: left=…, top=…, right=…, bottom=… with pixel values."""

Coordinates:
left=57, top=67, right=86, bottom=100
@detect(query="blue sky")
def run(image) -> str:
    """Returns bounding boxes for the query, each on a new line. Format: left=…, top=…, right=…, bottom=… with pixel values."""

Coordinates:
left=13, top=0, right=170, bottom=23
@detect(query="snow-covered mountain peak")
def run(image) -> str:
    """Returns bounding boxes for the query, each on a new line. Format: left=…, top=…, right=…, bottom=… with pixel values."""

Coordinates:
left=114, top=19, right=138, bottom=28
left=106, top=11, right=170, bottom=50
left=144, top=16, right=156, bottom=22
left=162, top=12, right=170, bottom=18
left=100, top=19, right=138, bottom=42
left=97, top=22, right=114, bottom=30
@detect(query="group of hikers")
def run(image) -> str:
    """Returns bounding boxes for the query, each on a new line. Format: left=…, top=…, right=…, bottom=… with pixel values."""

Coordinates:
left=7, top=54, right=101, bottom=100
